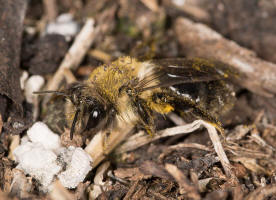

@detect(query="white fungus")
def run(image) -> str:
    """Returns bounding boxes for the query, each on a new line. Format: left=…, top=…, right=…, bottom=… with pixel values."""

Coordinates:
left=14, top=143, right=62, bottom=187
left=58, top=147, right=92, bottom=188
left=13, top=122, right=93, bottom=191
left=20, top=71, right=28, bottom=90
left=24, top=75, right=45, bottom=104
left=46, top=13, right=79, bottom=39
left=27, top=122, right=60, bottom=150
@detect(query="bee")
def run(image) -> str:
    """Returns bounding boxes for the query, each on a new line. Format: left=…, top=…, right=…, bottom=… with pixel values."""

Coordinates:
left=35, top=57, right=236, bottom=140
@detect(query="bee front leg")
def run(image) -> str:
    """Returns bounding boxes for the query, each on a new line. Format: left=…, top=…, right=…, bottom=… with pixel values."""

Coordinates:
left=101, top=131, right=110, bottom=156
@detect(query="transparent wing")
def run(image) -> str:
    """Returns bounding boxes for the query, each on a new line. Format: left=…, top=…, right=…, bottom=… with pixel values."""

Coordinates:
left=137, top=58, right=236, bottom=92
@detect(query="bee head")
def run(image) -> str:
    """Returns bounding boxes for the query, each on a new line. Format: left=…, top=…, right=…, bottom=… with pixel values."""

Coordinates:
left=64, top=82, right=108, bottom=140
left=34, top=82, right=108, bottom=140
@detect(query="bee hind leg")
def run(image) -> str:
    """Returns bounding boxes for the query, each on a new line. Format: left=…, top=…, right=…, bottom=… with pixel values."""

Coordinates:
left=173, top=96, right=225, bottom=136
left=151, top=91, right=225, bottom=136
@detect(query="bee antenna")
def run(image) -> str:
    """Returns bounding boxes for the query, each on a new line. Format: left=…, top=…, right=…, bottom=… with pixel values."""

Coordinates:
left=70, top=109, right=80, bottom=140
left=33, top=90, right=68, bottom=97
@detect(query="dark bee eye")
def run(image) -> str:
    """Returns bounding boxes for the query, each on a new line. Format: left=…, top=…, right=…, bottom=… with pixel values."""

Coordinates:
left=85, top=108, right=102, bottom=130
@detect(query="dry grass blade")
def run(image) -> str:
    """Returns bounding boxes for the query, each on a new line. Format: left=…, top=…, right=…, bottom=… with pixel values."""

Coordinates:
left=116, top=120, right=207, bottom=154
left=201, top=122, right=234, bottom=180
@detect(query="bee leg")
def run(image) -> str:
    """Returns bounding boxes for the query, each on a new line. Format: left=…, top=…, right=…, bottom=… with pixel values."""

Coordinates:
left=136, top=98, right=155, bottom=137
left=153, top=91, right=225, bottom=137
left=101, top=131, right=111, bottom=156
left=175, top=96, right=225, bottom=136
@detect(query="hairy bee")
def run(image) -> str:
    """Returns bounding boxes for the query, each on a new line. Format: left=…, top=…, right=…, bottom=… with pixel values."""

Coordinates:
left=36, top=57, right=236, bottom=139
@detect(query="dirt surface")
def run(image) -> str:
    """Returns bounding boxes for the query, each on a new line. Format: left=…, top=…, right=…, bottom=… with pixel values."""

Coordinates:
left=0, top=0, right=276, bottom=199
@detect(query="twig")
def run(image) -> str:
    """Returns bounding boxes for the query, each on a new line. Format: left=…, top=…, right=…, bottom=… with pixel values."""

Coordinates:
left=8, top=135, right=20, bottom=160
left=88, top=49, right=112, bottom=63
left=202, top=121, right=236, bottom=181
left=45, top=18, right=95, bottom=93
left=43, top=0, right=58, bottom=22
left=168, top=0, right=211, bottom=22
left=167, top=112, right=186, bottom=125
left=168, top=142, right=211, bottom=152
left=123, top=180, right=139, bottom=200
left=148, top=188, right=172, bottom=200
left=174, top=17, right=276, bottom=97
left=85, top=121, right=134, bottom=168
left=140, top=0, right=159, bottom=12
left=165, top=164, right=201, bottom=200
left=249, top=134, right=276, bottom=151
left=89, top=162, right=110, bottom=199
left=49, top=181, right=74, bottom=200
left=43, top=5, right=116, bottom=104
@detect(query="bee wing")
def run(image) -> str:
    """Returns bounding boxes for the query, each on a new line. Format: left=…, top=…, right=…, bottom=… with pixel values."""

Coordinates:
left=137, top=58, right=237, bottom=118
left=138, top=58, right=235, bottom=91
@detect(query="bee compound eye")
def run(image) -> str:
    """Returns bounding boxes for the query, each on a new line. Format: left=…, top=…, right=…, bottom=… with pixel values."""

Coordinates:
left=85, top=108, right=102, bottom=130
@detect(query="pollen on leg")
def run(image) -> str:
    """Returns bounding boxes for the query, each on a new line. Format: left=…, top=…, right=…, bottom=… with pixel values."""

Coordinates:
left=145, top=126, right=154, bottom=137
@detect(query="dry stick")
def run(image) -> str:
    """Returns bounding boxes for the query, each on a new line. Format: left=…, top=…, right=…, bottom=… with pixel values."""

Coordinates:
left=89, top=161, right=110, bottom=199
left=44, top=18, right=95, bottom=103
left=174, top=17, right=276, bottom=98
left=123, top=180, right=139, bottom=200
left=201, top=121, right=234, bottom=179
left=42, top=0, right=58, bottom=22
left=85, top=120, right=134, bottom=168
left=168, top=142, right=211, bottom=152
left=140, top=0, right=159, bottom=12
left=167, top=112, right=186, bottom=125
left=49, top=180, right=74, bottom=200
left=168, top=0, right=211, bottom=22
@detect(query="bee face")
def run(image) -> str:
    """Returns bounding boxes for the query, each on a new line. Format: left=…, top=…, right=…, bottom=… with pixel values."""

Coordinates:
left=36, top=56, right=237, bottom=139
left=64, top=83, right=109, bottom=139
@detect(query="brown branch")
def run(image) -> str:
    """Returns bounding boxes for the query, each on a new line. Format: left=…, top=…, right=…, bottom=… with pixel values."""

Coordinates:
left=174, top=17, right=276, bottom=98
